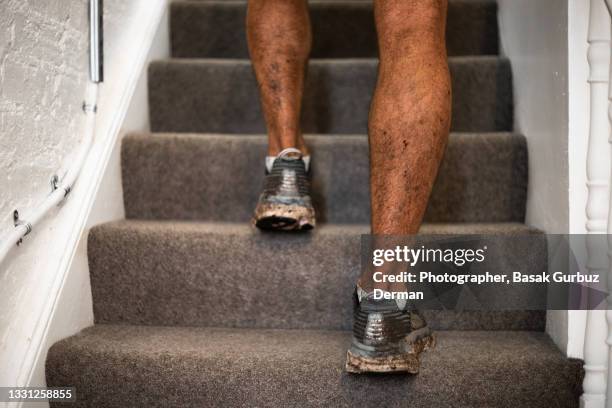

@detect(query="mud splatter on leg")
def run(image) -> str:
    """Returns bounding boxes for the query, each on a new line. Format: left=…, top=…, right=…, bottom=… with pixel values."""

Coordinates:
left=247, top=0, right=311, bottom=155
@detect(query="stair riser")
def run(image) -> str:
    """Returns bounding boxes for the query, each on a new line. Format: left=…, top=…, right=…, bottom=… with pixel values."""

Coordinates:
left=122, top=133, right=527, bottom=223
left=88, top=223, right=545, bottom=331
left=170, top=1, right=499, bottom=59
left=148, top=58, right=513, bottom=134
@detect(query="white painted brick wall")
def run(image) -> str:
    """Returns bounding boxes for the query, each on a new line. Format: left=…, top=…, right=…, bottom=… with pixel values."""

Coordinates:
left=0, top=0, right=158, bottom=386
left=0, top=0, right=87, bottom=232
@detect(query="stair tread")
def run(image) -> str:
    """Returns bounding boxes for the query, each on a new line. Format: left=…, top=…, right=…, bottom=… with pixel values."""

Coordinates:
left=88, top=220, right=546, bottom=331
left=157, top=55, right=504, bottom=64
left=46, top=324, right=583, bottom=407
left=122, top=131, right=527, bottom=223
left=176, top=0, right=497, bottom=3
left=170, top=0, right=499, bottom=58
left=96, top=219, right=539, bottom=234
left=148, top=57, right=513, bottom=134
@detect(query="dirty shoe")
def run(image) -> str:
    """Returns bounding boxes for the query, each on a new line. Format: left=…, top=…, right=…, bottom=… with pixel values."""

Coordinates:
left=346, top=285, right=435, bottom=374
left=253, top=148, right=315, bottom=231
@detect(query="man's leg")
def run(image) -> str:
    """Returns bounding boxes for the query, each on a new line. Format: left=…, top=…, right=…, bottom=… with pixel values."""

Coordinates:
left=247, top=0, right=316, bottom=231
left=358, top=0, right=451, bottom=293
left=347, top=0, right=451, bottom=374
left=246, top=0, right=311, bottom=156
left=370, top=0, right=451, bottom=236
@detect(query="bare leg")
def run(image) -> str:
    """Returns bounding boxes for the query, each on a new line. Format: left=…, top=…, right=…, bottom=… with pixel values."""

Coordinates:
left=248, top=0, right=316, bottom=231
left=362, top=0, right=451, bottom=291
left=246, top=0, right=311, bottom=156
left=346, top=1, right=450, bottom=374
left=370, top=0, right=451, bottom=235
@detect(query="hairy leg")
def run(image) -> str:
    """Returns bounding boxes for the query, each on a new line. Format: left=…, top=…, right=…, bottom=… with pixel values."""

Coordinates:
left=363, top=0, right=451, bottom=291
left=246, top=0, right=311, bottom=156
left=370, top=0, right=451, bottom=235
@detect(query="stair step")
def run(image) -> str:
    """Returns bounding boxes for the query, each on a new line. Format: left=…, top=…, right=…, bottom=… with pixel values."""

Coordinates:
left=148, top=57, right=513, bottom=134
left=170, top=0, right=499, bottom=59
left=46, top=325, right=583, bottom=407
left=88, top=220, right=545, bottom=331
left=122, top=132, right=527, bottom=223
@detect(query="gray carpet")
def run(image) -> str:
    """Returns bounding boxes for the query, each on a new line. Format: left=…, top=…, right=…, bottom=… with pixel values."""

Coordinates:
left=88, top=221, right=546, bottom=330
left=45, top=0, right=584, bottom=405
left=170, top=0, right=499, bottom=58
left=148, top=57, right=513, bottom=134
left=122, top=133, right=527, bottom=223
left=46, top=326, right=583, bottom=408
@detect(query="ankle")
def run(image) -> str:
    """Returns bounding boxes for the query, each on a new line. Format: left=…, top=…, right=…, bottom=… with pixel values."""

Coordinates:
left=268, top=133, right=309, bottom=156
left=265, top=148, right=311, bottom=173
left=268, top=146, right=309, bottom=156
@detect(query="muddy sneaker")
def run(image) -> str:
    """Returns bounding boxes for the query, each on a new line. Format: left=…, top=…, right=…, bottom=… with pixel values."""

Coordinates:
left=345, top=286, right=435, bottom=374
left=253, top=147, right=315, bottom=231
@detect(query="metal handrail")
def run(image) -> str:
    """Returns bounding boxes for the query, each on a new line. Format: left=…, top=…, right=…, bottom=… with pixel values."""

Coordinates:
left=0, top=0, right=103, bottom=264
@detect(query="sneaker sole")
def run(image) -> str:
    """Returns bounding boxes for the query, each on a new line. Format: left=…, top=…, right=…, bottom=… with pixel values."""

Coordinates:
left=345, top=332, right=436, bottom=374
left=253, top=203, right=315, bottom=231
left=345, top=350, right=420, bottom=374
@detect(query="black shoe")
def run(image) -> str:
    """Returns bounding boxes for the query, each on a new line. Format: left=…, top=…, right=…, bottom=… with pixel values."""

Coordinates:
left=253, top=148, right=315, bottom=231
left=345, top=286, right=435, bottom=374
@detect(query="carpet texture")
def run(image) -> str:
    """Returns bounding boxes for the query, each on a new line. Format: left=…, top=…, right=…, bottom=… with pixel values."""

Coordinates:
left=170, top=0, right=499, bottom=58
left=148, top=57, right=513, bottom=134
left=88, top=220, right=546, bottom=331
left=46, top=326, right=583, bottom=408
left=121, top=132, right=527, bottom=223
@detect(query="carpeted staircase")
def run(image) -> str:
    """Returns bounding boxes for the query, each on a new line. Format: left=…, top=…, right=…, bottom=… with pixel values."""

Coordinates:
left=46, top=1, right=584, bottom=406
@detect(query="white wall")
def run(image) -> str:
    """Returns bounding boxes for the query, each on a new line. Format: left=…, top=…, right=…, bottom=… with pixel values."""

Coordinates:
left=498, top=0, right=570, bottom=234
left=26, top=8, right=170, bottom=395
left=0, top=0, right=168, bottom=391
left=565, top=0, right=592, bottom=360
left=569, top=0, right=590, bottom=239
left=497, top=0, right=570, bottom=353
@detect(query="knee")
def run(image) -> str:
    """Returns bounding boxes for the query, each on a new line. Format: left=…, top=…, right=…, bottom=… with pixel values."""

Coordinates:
left=375, top=0, right=447, bottom=48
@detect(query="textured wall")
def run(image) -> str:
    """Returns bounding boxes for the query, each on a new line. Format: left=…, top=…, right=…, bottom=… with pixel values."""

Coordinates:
left=0, top=0, right=88, bottom=235
left=0, top=0, right=156, bottom=387
left=0, top=1, right=89, bottom=381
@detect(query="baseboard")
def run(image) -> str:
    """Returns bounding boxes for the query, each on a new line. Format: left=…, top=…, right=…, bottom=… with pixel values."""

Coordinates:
left=14, top=1, right=169, bottom=401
